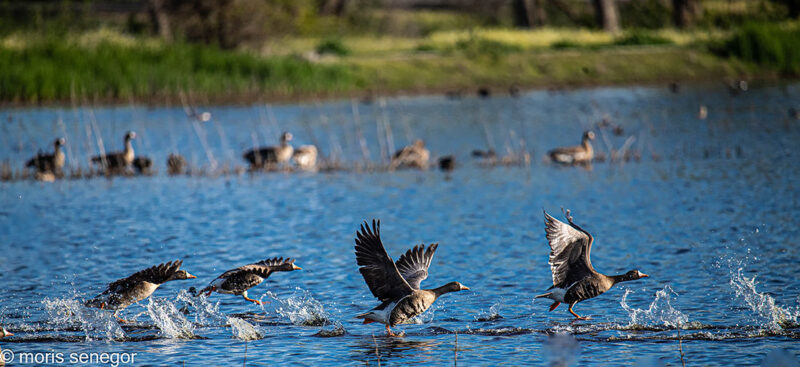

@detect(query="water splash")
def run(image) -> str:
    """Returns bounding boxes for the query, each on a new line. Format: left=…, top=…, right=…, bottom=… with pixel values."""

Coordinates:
left=42, top=297, right=124, bottom=340
left=620, top=286, right=688, bottom=328
left=271, top=288, right=337, bottom=327
left=475, top=303, right=503, bottom=322
left=227, top=317, right=263, bottom=341
left=729, top=268, right=799, bottom=330
left=174, top=289, right=227, bottom=327
left=145, top=297, right=195, bottom=339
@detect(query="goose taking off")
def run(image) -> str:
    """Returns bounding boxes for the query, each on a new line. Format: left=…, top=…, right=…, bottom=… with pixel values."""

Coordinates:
left=354, top=220, right=469, bottom=336
left=390, top=139, right=430, bottom=170
left=91, top=131, right=136, bottom=171
left=536, top=210, right=648, bottom=320
left=548, top=131, right=595, bottom=165
left=243, top=132, right=294, bottom=169
left=26, top=137, right=65, bottom=174
left=85, top=260, right=195, bottom=322
left=199, top=257, right=301, bottom=305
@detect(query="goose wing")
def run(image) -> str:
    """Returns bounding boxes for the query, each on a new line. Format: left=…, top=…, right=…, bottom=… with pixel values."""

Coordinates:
left=544, top=211, right=595, bottom=288
left=354, top=220, right=414, bottom=301
left=104, top=260, right=183, bottom=293
left=394, top=243, right=438, bottom=290
left=218, top=257, right=295, bottom=280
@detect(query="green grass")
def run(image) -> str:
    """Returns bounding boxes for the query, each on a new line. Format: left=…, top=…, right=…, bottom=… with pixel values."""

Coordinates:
left=0, top=37, right=355, bottom=103
left=714, top=22, right=800, bottom=75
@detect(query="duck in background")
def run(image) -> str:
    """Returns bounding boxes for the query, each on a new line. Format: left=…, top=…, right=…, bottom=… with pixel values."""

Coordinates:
left=91, top=131, right=136, bottom=173
left=548, top=131, right=595, bottom=165
left=390, top=139, right=430, bottom=170
left=243, top=132, right=293, bottom=170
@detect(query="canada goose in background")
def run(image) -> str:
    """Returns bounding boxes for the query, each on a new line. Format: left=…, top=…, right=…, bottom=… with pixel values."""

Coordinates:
left=354, top=220, right=469, bottom=336
left=198, top=258, right=302, bottom=305
left=243, top=131, right=294, bottom=169
left=26, top=137, right=65, bottom=175
left=390, top=139, right=430, bottom=170
left=548, top=131, right=595, bottom=165
left=133, top=157, right=152, bottom=175
left=91, top=131, right=136, bottom=171
left=293, top=145, right=318, bottom=170
left=167, top=153, right=187, bottom=175
left=1, top=327, right=12, bottom=365
left=84, top=260, right=195, bottom=322
left=536, top=210, right=648, bottom=320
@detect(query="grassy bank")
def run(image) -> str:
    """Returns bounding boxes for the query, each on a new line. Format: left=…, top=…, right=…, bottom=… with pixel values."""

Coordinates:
left=0, top=26, right=791, bottom=105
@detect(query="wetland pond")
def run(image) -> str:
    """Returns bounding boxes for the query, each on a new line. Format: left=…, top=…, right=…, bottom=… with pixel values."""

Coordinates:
left=1, top=84, right=800, bottom=365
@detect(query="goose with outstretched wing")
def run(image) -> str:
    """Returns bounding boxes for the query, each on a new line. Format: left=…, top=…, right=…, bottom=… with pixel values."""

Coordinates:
left=536, top=210, right=648, bottom=320
left=354, top=219, right=469, bottom=336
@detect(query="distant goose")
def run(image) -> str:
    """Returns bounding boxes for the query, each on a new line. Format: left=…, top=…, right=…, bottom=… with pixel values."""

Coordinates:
left=199, top=257, right=301, bottom=305
left=548, top=131, right=595, bottom=165
left=354, top=220, right=469, bottom=336
left=91, top=131, right=136, bottom=171
left=133, top=157, right=152, bottom=175
left=390, top=139, right=430, bottom=170
left=293, top=145, right=318, bottom=170
left=536, top=210, right=648, bottom=320
left=26, top=137, right=65, bottom=174
left=167, top=153, right=187, bottom=175
left=438, top=155, right=455, bottom=172
left=1, top=327, right=12, bottom=365
left=85, top=260, right=195, bottom=322
left=243, top=132, right=293, bottom=169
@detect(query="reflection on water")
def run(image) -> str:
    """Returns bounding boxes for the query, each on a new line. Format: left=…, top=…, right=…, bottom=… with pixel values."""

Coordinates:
left=2, top=83, right=800, bottom=365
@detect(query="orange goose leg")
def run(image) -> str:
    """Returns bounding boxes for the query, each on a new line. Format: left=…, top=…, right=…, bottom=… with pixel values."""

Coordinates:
left=568, top=303, right=591, bottom=321
left=204, top=286, right=216, bottom=297
left=385, top=325, right=402, bottom=337
left=242, top=295, right=263, bottom=305
left=549, top=302, right=561, bottom=311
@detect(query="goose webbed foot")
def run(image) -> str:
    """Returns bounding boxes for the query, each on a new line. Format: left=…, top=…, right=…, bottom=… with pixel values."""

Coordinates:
left=568, top=304, right=590, bottom=321
left=385, top=325, right=404, bottom=337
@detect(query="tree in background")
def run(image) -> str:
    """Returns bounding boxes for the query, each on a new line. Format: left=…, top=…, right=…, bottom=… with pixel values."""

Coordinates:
left=672, top=0, right=701, bottom=28
left=513, top=0, right=547, bottom=28
left=593, top=0, right=620, bottom=32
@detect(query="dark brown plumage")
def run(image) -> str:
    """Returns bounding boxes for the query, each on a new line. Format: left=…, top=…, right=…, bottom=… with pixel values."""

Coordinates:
left=536, top=210, right=648, bottom=320
left=167, top=153, right=187, bottom=175
left=354, top=220, right=469, bottom=336
left=91, top=131, right=136, bottom=172
left=133, top=157, right=152, bottom=175
left=199, top=257, right=301, bottom=305
left=26, top=138, right=65, bottom=175
left=85, top=260, right=195, bottom=322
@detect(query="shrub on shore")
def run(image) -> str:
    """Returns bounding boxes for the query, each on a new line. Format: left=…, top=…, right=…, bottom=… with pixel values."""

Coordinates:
left=713, top=23, right=800, bottom=75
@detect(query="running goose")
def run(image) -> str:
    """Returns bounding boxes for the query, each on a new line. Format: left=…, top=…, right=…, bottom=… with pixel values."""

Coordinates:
left=548, top=131, right=595, bottom=165
left=91, top=131, right=136, bottom=171
left=390, top=139, right=430, bottom=170
left=354, top=220, right=469, bottom=336
left=198, top=257, right=302, bottom=305
left=293, top=145, right=318, bottom=170
left=243, top=131, right=294, bottom=169
left=26, top=137, right=66, bottom=174
left=85, top=260, right=195, bottom=322
left=536, top=210, right=648, bottom=320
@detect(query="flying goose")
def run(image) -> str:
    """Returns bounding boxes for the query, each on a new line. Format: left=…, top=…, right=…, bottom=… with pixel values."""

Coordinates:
left=292, top=145, right=318, bottom=170
left=85, top=260, right=195, bottom=322
left=548, top=131, right=595, bottom=165
left=91, top=131, right=136, bottom=171
left=354, top=220, right=469, bottom=336
left=198, top=257, right=302, bottom=305
left=243, top=131, right=294, bottom=169
left=26, top=137, right=65, bottom=174
left=536, top=210, right=648, bottom=320
left=390, top=139, right=430, bottom=170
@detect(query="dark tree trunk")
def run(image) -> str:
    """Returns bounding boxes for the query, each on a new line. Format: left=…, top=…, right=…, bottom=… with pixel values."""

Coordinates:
left=319, top=0, right=348, bottom=16
left=673, top=0, right=701, bottom=28
left=513, top=0, right=547, bottom=28
left=592, top=0, right=620, bottom=33
left=148, top=0, right=172, bottom=41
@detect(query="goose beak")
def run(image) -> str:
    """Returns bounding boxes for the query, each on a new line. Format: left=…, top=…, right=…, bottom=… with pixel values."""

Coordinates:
left=640, top=273, right=649, bottom=278
left=292, top=264, right=302, bottom=270
left=187, top=274, right=197, bottom=279
left=460, top=285, right=470, bottom=291
left=5, top=331, right=13, bottom=337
